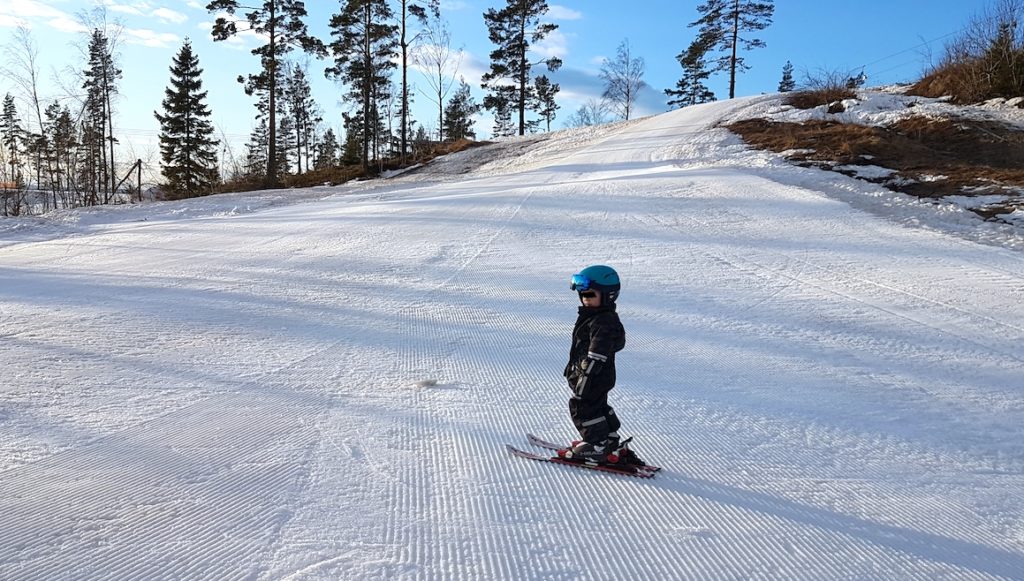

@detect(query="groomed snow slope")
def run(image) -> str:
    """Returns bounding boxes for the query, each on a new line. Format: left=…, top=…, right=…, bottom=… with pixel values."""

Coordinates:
left=2, top=96, right=1023, bottom=580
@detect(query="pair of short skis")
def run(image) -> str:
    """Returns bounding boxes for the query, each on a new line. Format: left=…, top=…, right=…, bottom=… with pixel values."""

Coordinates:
left=507, top=433, right=660, bottom=478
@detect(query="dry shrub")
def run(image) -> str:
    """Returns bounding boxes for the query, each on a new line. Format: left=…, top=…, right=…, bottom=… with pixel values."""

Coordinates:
left=785, top=87, right=857, bottom=110
left=909, top=0, right=1024, bottom=102
left=910, top=61, right=989, bottom=103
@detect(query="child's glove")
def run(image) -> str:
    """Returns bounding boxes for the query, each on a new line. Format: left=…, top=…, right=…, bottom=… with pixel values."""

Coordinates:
left=573, top=352, right=608, bottom=398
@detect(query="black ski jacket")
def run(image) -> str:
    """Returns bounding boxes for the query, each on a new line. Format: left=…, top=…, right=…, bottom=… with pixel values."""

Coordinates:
left=564, top=305, right=626, bottom=399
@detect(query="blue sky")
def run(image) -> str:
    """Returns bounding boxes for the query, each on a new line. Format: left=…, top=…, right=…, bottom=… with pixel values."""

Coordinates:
left=0, top=0, right=983, bottom=165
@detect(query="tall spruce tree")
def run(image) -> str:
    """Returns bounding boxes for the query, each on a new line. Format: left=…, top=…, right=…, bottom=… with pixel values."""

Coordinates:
left=155, top=39, right=219, bottom=199
left=481, top=0, right=562, bottom=136
left=778, top=60, right=796, bottom=92
left=327, top=0, right=399, bottom=173
left=206, top=0, right=325, bottom=187
left=689, top=0, right=774, bottom=99
left=666, top=33, right=717, bottom=108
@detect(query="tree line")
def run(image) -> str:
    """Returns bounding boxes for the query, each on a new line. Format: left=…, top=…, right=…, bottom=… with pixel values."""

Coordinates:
left=1, top=0, right=779, bottom=213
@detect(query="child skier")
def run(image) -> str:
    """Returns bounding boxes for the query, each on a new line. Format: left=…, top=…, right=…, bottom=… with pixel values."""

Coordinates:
left=558, top=265, right=644, bottom=467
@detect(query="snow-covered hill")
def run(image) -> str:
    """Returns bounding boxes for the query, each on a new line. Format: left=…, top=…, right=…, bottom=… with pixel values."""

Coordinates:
left=2, top=96, right=1023, bottom=579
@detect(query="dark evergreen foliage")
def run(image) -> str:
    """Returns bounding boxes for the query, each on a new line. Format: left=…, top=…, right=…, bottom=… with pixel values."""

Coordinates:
left=82, top=29, right=122, bottom=204
left=443, top=79, right=480, bottom=141
left=666, top=33, right=717, bottom=108
left=533, top=75, right=560, bottom=131
left=155, top=39, right=220, bottom=199
left=1, top=94, right=24, bottom=187
left=778, top=60, right=796, bottom=92
left=206, top=0, right=326, bottom=187
left=327, top=0, right=399, bottom=172
left=314, top=128, right=340, bottom=169
left=689, top=0, right=774, bottom=99
left=481, top=0, right=562, bottom=136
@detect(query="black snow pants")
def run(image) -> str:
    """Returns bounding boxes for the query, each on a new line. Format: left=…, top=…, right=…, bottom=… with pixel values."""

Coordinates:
left=564, top=306, right=626, bottom=444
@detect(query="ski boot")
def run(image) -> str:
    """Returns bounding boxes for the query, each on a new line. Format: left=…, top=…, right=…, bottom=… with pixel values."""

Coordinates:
left=557, top=438, right=618, bottom=464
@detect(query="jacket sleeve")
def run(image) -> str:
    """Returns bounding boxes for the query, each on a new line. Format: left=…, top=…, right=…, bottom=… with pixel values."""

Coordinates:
left=588, top=313, right=625, bottom=359
left=570, top=314, right=625, bottom=399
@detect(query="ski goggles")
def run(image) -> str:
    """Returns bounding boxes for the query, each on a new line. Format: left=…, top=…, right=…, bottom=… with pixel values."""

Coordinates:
left=570, top=274, right=593, bottom=291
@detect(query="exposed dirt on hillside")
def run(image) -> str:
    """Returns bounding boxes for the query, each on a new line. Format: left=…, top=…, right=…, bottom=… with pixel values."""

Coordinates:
left=727, top=115, right=1024, bottom=222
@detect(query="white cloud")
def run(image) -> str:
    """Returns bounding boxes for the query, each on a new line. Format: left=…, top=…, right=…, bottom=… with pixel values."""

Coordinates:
left=0, top=1, right=88, bottom=33
left=0, top=14, right=28, bottom=28
left=153, top=7, right=187, bottom=24
left=1, top=0, right=68, bottom=19
left=106, top=3, right=146, bottom=17
left=531, top=29, right=569, bottom=60
left=547, top=5, right=583, bottom=21
left=47, top=15, right=88, bottom=33
left=123, top=27, right=179, bottom=48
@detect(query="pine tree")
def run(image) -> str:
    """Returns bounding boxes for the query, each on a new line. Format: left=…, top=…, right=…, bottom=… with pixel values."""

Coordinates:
left=282, top=64, right=320, bottom=175
left=327, top=0, right=399, bottom=173
left=600, top=39, right=648, bottom=121
left=313, top=127, right=339, bottom=169
left=1, top=94, right=24, bottom=188
left=666, top=33, right=717, bottom=108
left=397, top=0, right=435, bottom=160
left=276, top=115, right=296, bottom=176
left=443, top=79, right=480, bottom=141
left=689, top=0, right=774, bottom=99
left=207, top=0, right=325, bottom=188
left=155, top=39, right=220, bottom=199
left=533, top=75, right=560, bottom=131
left=488, top=86, right=516, bottom=138
left=1, top=94, right=26, bottom=216
left=340, top=113, right=363, bottom=166
left=244, top=119, right=270, bottom=180
left=778, top=60, right=796, bottom=92
left=482, top=0, right=562, bottom=136
left=82, top=29, right=122, bottom=203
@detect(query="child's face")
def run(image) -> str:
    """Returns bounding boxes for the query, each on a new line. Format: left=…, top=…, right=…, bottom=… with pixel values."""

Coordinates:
left=579, top=290, right=601, bottom=307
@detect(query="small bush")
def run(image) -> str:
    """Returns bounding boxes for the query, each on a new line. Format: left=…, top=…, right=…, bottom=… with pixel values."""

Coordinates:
left=786, top=87, right=857, bottom=110
left=910, top=1, right=1024, bottom=102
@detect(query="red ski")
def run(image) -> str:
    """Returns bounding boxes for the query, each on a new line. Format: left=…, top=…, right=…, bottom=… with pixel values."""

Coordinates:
left=525, top=433, right=661, bottom=472
left=506, top=444, right=657, bottom=478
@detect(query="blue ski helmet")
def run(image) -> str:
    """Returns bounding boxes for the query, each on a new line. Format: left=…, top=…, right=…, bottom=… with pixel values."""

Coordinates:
left=570, top=265, right=621, bottom=304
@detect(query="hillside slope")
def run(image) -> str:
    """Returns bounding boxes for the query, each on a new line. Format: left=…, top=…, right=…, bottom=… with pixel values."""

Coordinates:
left=1, top=98, right=1023, bottom=579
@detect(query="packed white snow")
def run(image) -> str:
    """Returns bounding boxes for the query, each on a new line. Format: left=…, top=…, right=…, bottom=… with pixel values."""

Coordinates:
left=2, top=94, right=1023, bottom=580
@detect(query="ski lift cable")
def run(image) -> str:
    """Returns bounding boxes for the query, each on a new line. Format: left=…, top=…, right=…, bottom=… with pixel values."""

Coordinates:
left=858, top=28, right=964, bottom=71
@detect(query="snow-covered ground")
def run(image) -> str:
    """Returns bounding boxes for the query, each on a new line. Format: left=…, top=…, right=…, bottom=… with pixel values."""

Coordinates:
left=2, top=95, right=1023, bottom=579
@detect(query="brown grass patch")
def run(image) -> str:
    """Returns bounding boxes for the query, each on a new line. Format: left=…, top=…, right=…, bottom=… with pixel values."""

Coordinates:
left=908, top=62, right=989, bottom=104
left=726, top=115, right=1024, bottom=220
left=215, top=139, right=491, bottom=193
left=785, top=87, right=858, bottom=110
